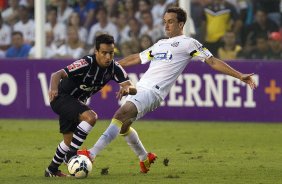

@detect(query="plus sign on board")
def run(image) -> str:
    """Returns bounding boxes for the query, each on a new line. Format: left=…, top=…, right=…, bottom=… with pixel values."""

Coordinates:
left=265, top=79, right=281, bottom=102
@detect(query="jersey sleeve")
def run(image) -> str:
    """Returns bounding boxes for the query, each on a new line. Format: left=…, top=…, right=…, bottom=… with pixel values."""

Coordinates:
left=63, top=56, right=91, bottom=77
left=112, top=62, right=130, bottom=83
left=188, top=38, right=213, bottom=62
left=139, top=45, right=154, bottom=64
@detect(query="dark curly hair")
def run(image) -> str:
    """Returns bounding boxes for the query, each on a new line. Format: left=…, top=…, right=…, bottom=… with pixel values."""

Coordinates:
left=166, top=7, right=187, bottom=24
left=95, top=34, right=115, bottom=50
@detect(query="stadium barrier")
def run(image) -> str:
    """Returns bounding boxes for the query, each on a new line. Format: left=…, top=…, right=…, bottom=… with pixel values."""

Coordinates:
left=0, top=59, right=281, bottom=122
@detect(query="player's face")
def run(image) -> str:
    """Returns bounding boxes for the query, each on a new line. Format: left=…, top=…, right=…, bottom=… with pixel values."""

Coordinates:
left=163, top=12, right=184, bottom=38
left=95, top=43, right=115, bottom=68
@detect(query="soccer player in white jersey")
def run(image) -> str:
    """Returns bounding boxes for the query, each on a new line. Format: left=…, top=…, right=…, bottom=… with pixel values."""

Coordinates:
left=78, top=7, right=257, bottom=173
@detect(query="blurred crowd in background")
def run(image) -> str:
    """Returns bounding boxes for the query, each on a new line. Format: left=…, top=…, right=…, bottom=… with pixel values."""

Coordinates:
left=0, top=0, right=281, bottom=60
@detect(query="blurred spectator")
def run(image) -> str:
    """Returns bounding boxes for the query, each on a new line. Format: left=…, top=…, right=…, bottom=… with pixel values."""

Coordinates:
left=140, top=11, right=164, bottom=42
left=28, top=31, right=57, bottom=59
left=1, top=0, right=19, bottom=26
left=191, top=0, right=207, bottom=41
left=225, top=0, right=248, bottom=13
left=115, top=12, right=130, bottom=44
left=151, top=0, right=168, bottom=27
left=241, top=0, right=254, bottom=26
left=47, top=0, right=58, bottom=7
left=20, top=0, right=34, bottom=19
left=122, top=0, right=138, bottom=19
left=56, top=26, right=85, bottom=59
left=6, top=31, right=31, bottom=58
left=242, top=8, right=279, bottom=46
left=0, top=50, right=5, bottom=58
left=119, top=40, right=139, bottom=57
left=186, top=16, right=197, bottom=37
left=87, top=7, right=118, bottom=46
left=45, top=6, right=67, bottom=47
left=0, top=0, right=8, bottom=11
left=135, top=0, right=152, bottom=23
left=13, top=5, right=35, bottom=45
left=268, top=32, right=282, bottom=59
left=119, top=41, right=132, bottom=57
left=57, top=0, right=73, bottom=24
left=120, top=17, right=141, bottom=44
left=73, top=0, right=97, bottom=29
left=104, top=0, right=120, bottom=24
left=253, top=0, right=280, bottom=26
left=201, top=0, right=242, bottom=56
left=240, top=34, right=270, bottom=59
left=217, top=31, right=242, bottom=60
left=0, top=13, right=12, bottom=57
left=68, top=12, right=88, bottom=44
left=225, top=0, right=253, bottom=27
left=139, top=34, right=153, bottom=51
left=166, top=0, right=177, bottom=4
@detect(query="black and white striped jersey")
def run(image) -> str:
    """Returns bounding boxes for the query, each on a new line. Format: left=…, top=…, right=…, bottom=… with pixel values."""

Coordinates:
left=58, top=54, right=129, bottom=103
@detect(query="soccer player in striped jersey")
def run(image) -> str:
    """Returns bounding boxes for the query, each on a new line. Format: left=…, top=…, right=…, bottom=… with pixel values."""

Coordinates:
left=45, top=34, right=137, bottom=177
left=79, top=7, right=257, bottom=173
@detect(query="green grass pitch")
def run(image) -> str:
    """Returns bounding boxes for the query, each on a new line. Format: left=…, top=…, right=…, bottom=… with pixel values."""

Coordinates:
left=0, top=119, right=282, bottom=184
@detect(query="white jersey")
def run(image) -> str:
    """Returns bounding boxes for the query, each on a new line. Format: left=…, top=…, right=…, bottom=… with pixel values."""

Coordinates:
left=139, top=35, right=212, bottom=100
left=0, top=24, right=11, bottom=46
left=13, top=19, right=35, bottom=44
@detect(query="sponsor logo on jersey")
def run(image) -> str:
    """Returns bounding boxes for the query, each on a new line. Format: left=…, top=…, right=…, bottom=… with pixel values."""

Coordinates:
left=153, top=51, right=172, bottom=62
left=67, top=59, right=88, bottom=72
left=80, top=84, right=95, bottom=91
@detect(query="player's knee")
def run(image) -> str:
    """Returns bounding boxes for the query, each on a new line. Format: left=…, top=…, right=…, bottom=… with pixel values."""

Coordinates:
left=81, top=110, right=98, bottom=126
left=120, top=122, right=130, bottom=134
left=87, top=112, right=98, bottom=126
left=113, top=109, right=126, bottom=122
left=115, top=102, right=138, bottom=121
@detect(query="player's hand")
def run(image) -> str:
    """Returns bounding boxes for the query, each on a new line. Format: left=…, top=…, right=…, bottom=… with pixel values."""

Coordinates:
left=240, top=73, right=257, bottom=89
left=116, top=87, right=129, bottom=100
left=49, top=89, right=58, bottom=102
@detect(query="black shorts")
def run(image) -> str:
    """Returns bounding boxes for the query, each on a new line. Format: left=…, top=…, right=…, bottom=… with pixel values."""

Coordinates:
left=50, top=94, right=91, bottom=133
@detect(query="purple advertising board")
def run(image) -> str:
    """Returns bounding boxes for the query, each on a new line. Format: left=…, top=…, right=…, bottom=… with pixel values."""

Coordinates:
left=0, top=59, right=281, bottom=122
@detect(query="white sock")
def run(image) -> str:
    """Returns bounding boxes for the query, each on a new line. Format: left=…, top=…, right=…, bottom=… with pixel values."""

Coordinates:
left=70, top=121, right=93, bottom=150
left=78, top=121, right=93, bottom=133
left=88, top=119, right=121, bottom=159
left=123, top=127, right=148, bottom=161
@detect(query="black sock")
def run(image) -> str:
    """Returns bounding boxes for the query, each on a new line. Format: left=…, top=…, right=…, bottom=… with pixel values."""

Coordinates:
left=48, top=141, right=69, bottom=172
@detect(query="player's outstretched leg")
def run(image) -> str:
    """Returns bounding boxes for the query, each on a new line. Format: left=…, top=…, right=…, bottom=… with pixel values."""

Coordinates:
left=121, top=127, right=157, bottom=173
left=45, top=141, right=69, bottom=177
left=86, top=118, right=121, bottom=160
left=80, top=118, right=157, bottom=173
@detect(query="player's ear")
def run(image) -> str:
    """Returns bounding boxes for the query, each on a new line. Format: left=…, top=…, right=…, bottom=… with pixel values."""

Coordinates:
left=179, top=22, right=184, bottom=29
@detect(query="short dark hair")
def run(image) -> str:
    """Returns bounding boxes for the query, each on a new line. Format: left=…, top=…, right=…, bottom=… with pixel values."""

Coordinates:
left=95, top=34, right=114, bottom=50
left=12, top=31, right=23, bottom=37
left=97, top=6, right=108, bottom=15
left=47, top=6, right=57, bottom=14
left=166, top=7, right=187, bottom=24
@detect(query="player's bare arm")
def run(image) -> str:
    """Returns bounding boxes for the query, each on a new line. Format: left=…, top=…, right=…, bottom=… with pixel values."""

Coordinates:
left=116, top=81, right=137, bottom=100
left=118, top=53, right=141, bottom=67
left=205, top=56, right=257, bottom=89
left=48, top=69, right=68, bottom=102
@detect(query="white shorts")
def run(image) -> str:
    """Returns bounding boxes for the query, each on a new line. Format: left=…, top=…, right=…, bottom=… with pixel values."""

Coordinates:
left=124, top=87, right=162, bottom=120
